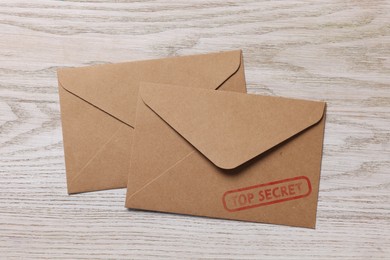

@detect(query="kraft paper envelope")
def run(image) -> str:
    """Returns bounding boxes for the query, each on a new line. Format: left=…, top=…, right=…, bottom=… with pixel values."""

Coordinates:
left=126, top=83, right=326, bottom=228
left=57, top=50, right=246, bottom=194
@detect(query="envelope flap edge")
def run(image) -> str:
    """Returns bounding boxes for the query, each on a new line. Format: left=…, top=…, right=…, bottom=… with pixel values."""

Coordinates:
left=57, top=50, right=242, bottom=127
left=140, top=83, right=325, bottom=170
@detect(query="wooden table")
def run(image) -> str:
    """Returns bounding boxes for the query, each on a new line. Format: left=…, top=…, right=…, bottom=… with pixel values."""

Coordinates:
left=1, top=1, right=389, bottom=259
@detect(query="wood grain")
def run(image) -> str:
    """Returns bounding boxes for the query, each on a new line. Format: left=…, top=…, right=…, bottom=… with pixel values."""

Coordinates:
left=0, top=0, right=389, bottom=259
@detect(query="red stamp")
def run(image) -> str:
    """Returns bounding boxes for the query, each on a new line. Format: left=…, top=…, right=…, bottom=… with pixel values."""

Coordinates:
left=222, top=176, right=312, bottom=212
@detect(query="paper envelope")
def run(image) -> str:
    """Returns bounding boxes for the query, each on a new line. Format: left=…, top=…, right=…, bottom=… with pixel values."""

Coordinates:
left=57, top=50, right=246, bottom=194
left=126, top=83, right=326, bottom=228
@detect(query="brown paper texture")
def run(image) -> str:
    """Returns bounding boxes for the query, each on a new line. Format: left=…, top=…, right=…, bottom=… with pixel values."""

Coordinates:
left=57, top=50, right=247, bottom=194
left=126, top=83, right=326, bottom=228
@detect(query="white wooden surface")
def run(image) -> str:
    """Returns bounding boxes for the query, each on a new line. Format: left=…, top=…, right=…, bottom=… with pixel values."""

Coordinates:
left=1, top=0, right=389, bottom=259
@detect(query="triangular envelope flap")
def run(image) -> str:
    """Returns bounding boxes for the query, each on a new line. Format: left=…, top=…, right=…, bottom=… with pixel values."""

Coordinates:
left=57, top=50, right=242, bottom=126
left=140, top=83, right=325, bottom=170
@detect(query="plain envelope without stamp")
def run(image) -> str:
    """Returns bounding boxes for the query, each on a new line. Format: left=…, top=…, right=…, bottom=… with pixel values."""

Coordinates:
left=57, top=50, right=246, bottom=194
left=126, top=83, right=326, bottom=228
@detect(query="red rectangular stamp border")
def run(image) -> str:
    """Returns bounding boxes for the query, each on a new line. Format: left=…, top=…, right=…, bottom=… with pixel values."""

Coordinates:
left=222, top=176, right=312, bottom=212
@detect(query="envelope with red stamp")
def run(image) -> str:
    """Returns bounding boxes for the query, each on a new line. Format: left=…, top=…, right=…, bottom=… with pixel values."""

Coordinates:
left=126, top=83, right=326, bottom=228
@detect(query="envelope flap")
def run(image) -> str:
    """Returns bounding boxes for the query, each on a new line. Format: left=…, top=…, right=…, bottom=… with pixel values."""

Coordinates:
left=140, top=83, right=325, bottom=169
left=57, top=50, right=242, bottom=126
